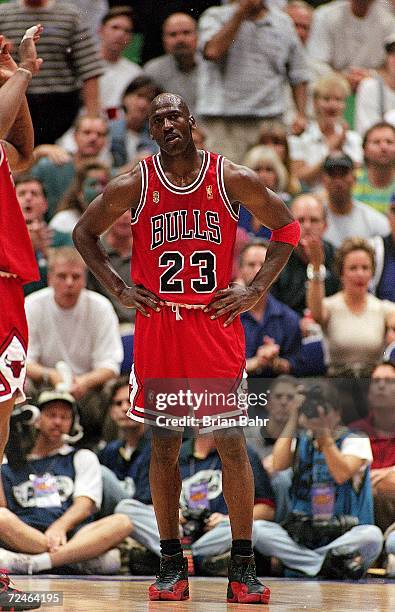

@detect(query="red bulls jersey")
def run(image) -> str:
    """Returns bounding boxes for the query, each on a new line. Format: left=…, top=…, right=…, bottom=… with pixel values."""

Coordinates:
left=0, top=144, right=39, bottom=284
left=131, top=151, right=238, bottom=305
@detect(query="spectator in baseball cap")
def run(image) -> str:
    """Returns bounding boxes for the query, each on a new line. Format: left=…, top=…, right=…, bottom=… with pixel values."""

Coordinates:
left=321, top=151, right=390, bottom=247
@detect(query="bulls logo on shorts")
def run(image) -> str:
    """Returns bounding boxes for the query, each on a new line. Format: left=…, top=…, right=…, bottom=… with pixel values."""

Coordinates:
left=0, top=329, right=27, bottom=399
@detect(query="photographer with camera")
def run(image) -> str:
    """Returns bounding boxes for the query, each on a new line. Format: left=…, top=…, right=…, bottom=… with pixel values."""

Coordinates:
left=251, top=382, right=383, bottom=578
left=176, top=433, right=275, bottom=576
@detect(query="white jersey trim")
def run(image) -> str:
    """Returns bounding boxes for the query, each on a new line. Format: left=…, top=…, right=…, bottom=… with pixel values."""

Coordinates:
left=216, top=155, right=239, bottom=222
left=153, top=150, right=210, bottom=195
left=0, top=143, right=4, bottom=167
left=131, top=160, right=149, bottom=225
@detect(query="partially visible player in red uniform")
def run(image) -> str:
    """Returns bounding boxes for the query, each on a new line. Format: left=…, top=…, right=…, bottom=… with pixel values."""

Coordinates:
left=0, top=25, right=43, bottom=611
left=73, top=93, right=300, bottom=605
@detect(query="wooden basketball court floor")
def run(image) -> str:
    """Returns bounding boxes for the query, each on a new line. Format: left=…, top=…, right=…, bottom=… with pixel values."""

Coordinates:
left=12, top=575, right=395, bottom=611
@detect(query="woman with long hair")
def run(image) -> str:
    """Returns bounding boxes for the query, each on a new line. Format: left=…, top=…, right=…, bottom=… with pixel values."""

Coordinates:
left=306, top=237, right=395, bottom=376
left=257, top=120, right=301, bottom=196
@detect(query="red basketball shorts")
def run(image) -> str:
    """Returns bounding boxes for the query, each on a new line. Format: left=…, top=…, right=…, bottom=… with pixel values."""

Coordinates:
left=0, top=277, right=28, bottom=403
left=127, top=304, right=247, bottom=431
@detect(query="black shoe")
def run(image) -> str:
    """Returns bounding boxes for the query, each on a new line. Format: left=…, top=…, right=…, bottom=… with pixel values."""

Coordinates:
left=148, top=552, right=189, bottom=601
left=227, top=554, right=270, bottom=604
left=0, top=570, right=41, bottom=610
left=320, top=545, right=365, bottom=580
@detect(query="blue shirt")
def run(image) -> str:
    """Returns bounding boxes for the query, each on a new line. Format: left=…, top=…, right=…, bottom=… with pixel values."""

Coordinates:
left=98, top=436, right=151, bottom=504
left=2, top=450, right=95, bottom=531
left=291, top=431, right=373, bottom=524
left=178, top=440, right=275, bottom=515
left=377, top=235, right=395, bottom=302
left=241, top=294, right=303, bottom=375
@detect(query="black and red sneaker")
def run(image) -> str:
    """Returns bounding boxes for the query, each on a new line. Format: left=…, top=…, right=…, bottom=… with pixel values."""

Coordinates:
left=227, top=554, right=271, bottom=604
left=0, top=569, right=41, bottom=610
left=148, top=552, right=189, bottom=601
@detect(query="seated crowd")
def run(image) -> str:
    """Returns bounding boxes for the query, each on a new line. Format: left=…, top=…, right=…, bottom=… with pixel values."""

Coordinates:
left=1, top=0, right=395, bottom=581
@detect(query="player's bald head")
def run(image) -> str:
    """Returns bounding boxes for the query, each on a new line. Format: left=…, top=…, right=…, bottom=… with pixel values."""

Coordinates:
left=149, top=93, right=190, bottom=119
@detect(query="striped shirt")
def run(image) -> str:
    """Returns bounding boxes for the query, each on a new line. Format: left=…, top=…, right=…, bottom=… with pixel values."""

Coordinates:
left=0, top=1, right=103, bottom=94
left=353, top=167, right=395, bottom=215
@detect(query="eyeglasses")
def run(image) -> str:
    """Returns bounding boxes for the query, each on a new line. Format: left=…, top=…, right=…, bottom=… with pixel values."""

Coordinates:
left=112, top=399, right=130, bottom=406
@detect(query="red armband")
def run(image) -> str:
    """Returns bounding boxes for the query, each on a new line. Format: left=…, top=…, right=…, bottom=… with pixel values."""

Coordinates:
left=270, top=220, right=300, bottom=247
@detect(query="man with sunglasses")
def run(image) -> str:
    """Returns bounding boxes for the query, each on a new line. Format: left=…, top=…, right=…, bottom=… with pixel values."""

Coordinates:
left=322, top=152, right=390, bottom=247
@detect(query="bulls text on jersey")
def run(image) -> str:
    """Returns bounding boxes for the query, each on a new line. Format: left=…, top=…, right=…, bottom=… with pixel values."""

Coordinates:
left=151, top=210, right=221, bottom=250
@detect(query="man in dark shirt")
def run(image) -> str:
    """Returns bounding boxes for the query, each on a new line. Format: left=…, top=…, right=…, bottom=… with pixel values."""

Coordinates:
left=239, top=240, right=303, bottom=376
left=350, top=361, right=395, bottom=532
left=271, top=194, right=339, bottom=315
left=375, top=196, right=395, bottom=302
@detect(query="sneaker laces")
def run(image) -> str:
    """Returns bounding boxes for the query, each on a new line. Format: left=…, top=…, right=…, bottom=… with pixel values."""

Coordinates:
left=239, top=560, right=262, bottom=587
left=157, top=556, right=183, bottom=582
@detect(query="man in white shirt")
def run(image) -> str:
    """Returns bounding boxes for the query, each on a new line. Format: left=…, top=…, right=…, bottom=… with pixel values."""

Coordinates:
left=99, top=6, right=142, bottom=118
left=25, top=247, right=123, bottom=443
left=321, top=152, right=390, bottom=247
left=308, top=0, right=395, bottom=92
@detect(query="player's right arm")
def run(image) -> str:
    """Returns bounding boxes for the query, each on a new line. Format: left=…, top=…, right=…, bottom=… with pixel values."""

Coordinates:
left=73, top=166, right=161, bottom=316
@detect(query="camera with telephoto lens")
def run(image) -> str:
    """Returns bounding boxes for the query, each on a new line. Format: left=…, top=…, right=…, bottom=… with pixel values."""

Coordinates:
left=182, top=507, right=211, bottom=542
left=300, top=384, right=329, bottom=419
left=284, top=512, right=359, bottom=549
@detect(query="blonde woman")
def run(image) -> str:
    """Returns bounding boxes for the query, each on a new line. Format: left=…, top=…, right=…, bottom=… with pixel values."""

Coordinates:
left=306, top=237, right=395, bottom=376
left=290, top=74, right=363, bottom=189
left=242, top=145, right=291, bottom=237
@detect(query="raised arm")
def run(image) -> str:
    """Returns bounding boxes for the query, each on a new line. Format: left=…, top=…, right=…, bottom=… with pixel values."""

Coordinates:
left=206, top=161, right=300, bottom=325
left=0, top=26, right=43, bottom=171
left=203, top=2, right=255, bottom=61
left=72, top=167, right=161, bottom=316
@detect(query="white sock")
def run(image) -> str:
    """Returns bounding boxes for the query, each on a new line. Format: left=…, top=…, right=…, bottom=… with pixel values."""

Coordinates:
left=30, top=552, right=52, bottom=572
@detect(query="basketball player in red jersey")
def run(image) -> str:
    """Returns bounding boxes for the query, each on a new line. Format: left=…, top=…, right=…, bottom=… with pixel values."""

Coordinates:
left=0, top=26, right=44, bottom=610
left=73, top=93, right=300, bottom=605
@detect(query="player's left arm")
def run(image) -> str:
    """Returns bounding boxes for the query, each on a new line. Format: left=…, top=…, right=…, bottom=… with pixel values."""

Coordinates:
left=0, top=26, right=43, bottom=171
left=206, top=161, right=300, bottom=325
